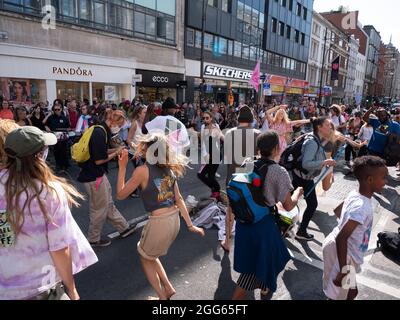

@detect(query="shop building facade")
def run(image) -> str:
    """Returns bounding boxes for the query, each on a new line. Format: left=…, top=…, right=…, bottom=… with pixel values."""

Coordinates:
left=0, top=0, right=185, bottom=105
left=184, top=0, right=313, bottom=104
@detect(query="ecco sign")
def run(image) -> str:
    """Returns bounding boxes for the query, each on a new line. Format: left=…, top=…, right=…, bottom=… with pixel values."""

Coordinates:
left=204, top=65, right=252, bottom=81
left=152, top=76, right=169, bottom=83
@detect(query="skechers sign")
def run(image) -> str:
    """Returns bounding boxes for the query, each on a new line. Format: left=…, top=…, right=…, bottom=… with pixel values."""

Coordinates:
left=204, top=65, right=252, bottom=81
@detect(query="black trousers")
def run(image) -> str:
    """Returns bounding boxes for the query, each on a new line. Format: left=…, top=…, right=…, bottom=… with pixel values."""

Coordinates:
left=357, top=145, right=369, bottom=158
left=197, top=164, right=220, bottom=193
left=292, top=173, right=318, bottom=233
left=54, top=140, right=70, bottom=169
left=345, top=143, right=356, bottom=162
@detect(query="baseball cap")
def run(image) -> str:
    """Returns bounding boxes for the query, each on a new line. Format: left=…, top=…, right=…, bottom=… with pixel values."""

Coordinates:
left=5, top=126, right=57, bottom=162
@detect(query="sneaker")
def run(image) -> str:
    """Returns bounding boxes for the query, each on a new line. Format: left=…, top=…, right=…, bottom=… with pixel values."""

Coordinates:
left=295, top=230, right=314, bottom=241
left=89, top=238, right=112, bottom=247
left=119, top=224, right=137, bottom=238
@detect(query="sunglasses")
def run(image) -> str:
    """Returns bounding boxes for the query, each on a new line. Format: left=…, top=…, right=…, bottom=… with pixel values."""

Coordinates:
left=54, top=109, right=61, bottom=111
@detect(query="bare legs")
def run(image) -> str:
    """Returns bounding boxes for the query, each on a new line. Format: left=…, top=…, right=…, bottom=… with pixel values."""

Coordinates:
left=221, top=206, right=234, bottom=252
left=140, top=257, right=176, bottom=300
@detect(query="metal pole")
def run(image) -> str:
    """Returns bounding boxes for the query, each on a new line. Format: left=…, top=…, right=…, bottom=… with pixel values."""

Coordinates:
left=318, top=27, right=328, bottom=107
left=200, top=0, right=207, bottom=107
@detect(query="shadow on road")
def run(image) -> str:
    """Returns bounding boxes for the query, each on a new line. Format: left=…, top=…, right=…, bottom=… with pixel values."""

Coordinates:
left=213, top=252, right=236, bottom=300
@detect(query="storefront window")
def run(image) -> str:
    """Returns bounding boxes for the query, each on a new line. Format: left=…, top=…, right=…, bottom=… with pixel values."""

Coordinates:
left=56, top=81, right=89, bottom=102
left=137, top=87, right=176, bottom=104
left=1, top=78, right=46, bottom=105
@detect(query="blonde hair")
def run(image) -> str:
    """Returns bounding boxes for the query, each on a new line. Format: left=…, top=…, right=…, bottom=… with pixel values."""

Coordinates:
left=273, top=109, right=290, bottom=125
left=2, top=152, right=84, bottom=237
left=0, top=120, right=20, bottom=168
left=134, top=133, right=189, bottom=178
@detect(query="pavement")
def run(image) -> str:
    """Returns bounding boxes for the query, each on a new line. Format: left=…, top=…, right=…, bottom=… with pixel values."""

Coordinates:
left=62, top=157, right=400, bottom=300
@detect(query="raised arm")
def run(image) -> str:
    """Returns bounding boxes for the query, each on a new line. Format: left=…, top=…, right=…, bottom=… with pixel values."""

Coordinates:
left=363, top=105, right=377, bottom=123
left=290, top=119, right=310, bottom=127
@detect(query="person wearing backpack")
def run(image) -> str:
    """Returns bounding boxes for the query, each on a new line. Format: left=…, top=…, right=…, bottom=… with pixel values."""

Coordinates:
left=221, top=105, right=260, bottom=252
left=232, top=131, right=304, bottom=300
left=77, top=109, right=136, bottom=247
left=292, top=117, right=337, bottom=241
left=323, top=156, right=388, bottom=300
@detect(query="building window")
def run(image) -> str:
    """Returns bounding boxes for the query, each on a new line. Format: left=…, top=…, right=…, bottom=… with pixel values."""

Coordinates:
left=195, top=30, right=202, bottom=48
left=145, top=15, right=156, bottom=39
left=204, top=33, right=214, bottom=51
left=219, top=37, right=228, bottom=54
left=166, top=20, right=175, bottom=42
left=93, top=1, right=105, bottom=26
left=228, top=40, right=234, bottom=56
left=134, top=11, right=145, bottom=35
left=279, top=22, right=285, bottom=36
left=136, top=0, right=156, bottom=11
left=303, top=7, right=307, bottom=20
left=208, top=0, right=217, bottom=7
left=259, top=13, right=264, bottom=28
left=186, top=28, right=194, bottom=47
left=295, top=30, right=300, bottom=43
left=301, top=33, right=305, bottom=45
left=242, top=45, right=250, bottom=60
left=60, top=0, right=76, bottom=19
left=280, top=0, right=286, bottom=7
left=272, top=18, right=277, bottom=33
left=251, top=9, right=259, bottom=27
left=250, top=46, right=257, bottom=61
left=79, top=0, right=91, bottom=22
left=286, top=25, right=291, bottom=39
left=234, top=41, right=242, bottom=57
left=237, top=1, right=244, bottom=20
left=222, top=0, right=232, bottom=13
left=156, top=0, right=176, bottom=16
left=296, top=3, right=301, bottom=16
left=244, top=5, right=252, bottom=24
left=289, top=0, right=293, bottom=11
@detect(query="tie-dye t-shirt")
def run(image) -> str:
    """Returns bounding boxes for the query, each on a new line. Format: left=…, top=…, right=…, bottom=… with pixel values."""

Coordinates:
left=0, top=170, right=98, bottom=300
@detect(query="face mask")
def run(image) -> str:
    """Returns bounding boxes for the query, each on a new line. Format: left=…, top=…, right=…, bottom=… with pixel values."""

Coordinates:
left=111, top=126, right=120, bottom=135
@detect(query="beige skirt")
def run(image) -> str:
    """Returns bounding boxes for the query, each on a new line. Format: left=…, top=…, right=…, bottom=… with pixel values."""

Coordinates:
left=137, top=208, right=180, bottom=261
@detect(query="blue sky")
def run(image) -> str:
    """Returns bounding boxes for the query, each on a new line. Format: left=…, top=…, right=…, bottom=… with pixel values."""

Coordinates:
left=314, top=0, right=400, bottom=49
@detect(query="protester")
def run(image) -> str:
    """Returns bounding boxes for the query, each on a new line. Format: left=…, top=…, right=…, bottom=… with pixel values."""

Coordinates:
left=77, top=109, right=136, bottom=247
left=116, top=133, right=205, bottom=300
left=28, top=104, right=46, bottom=131
left=222, top=105, right=260, bottom=252
left=323, top=156, right=388, bottom=300
left=292, top=117, right=337, bottom=240
left=198, top=111, right=224, bottom=200
left=0, top=126, right=97, bottom=300
left=0, top=100, right=14, bottom=120
left=232, top=131, right=303, bottom=300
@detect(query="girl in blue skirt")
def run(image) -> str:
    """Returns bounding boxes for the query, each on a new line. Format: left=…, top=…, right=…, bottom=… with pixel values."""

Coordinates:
left=232, top=130, right=304, bottom=299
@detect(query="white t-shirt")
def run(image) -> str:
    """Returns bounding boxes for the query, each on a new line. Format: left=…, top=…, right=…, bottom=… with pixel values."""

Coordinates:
left=331, top=115, right=346, bottom=129
left=358, top=126, right=373, bottom=143
left=334, top=190, right=374, bottom=265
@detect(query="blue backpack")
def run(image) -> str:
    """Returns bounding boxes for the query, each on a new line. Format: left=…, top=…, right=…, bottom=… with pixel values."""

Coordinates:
left=227, top=159, right=275, bottom=224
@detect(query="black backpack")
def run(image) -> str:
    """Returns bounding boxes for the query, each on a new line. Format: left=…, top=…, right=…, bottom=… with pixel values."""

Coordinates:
left=377, top=228, right=400, bottom=260
left=279, top=134, right=320, bottom=174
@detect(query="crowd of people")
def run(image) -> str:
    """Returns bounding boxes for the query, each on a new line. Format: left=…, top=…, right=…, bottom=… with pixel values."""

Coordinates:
left=1, top=93, right=400, bottom=301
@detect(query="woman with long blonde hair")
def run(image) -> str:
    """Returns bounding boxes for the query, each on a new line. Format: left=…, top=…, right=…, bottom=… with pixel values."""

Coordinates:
left=0, top=126, right=97, bottom=300
left=117, top=133, right=205, bottom=300
left=268, top=105, right=310, bottom=156
left=0, top=119, right=19, bottom=168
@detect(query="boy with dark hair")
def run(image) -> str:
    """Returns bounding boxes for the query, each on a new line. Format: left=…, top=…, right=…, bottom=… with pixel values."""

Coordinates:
left=322, top=156, right=388, bottom=300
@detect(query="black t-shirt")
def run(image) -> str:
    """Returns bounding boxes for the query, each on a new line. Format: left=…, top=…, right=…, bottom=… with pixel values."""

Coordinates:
left=45, top=114, right=70, bottom=131
left=77, top=124, right=111, bottom=183
left=30, top=114, right=46, bottom=131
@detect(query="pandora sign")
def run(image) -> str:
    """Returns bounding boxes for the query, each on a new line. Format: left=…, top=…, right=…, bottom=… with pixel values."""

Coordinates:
left=204, top=65, right=252, bottom=81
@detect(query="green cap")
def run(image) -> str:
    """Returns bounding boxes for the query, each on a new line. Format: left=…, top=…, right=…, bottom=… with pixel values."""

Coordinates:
left=5, top=126, right=57, bottom=161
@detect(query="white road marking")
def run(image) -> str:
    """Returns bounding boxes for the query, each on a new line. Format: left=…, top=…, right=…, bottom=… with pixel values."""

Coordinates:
left=108, top=215, right=148, bottom=239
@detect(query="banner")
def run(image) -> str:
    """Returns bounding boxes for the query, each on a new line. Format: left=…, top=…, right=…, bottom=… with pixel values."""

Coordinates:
left=248, top=60, right=260, bottom=92
left=331, top=56, right=340, bottom=81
